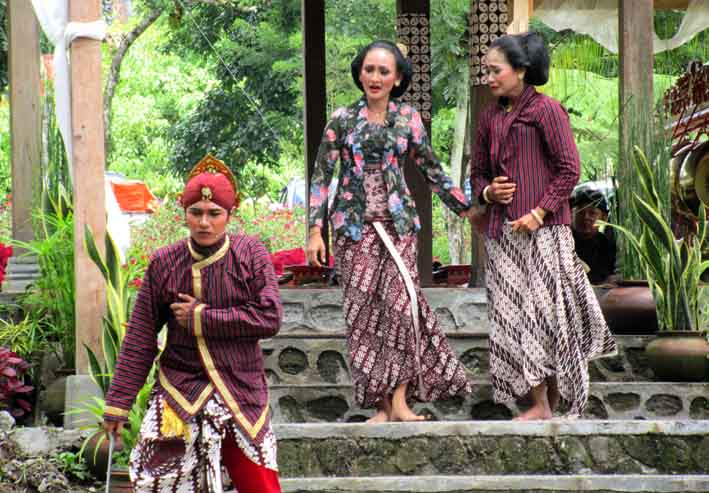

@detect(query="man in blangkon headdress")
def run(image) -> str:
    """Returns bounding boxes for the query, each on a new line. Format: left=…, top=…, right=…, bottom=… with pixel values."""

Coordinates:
left=102, top=154, right=283, bottom=493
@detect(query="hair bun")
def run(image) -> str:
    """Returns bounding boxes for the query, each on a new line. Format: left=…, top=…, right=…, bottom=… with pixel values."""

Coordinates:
left=520, top=32, right=549, bottom=86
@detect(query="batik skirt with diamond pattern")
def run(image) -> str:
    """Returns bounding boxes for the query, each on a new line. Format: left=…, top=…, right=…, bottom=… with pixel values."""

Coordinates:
left=485, top=223, right=617, bottom=415
left=334, top=221, right=472, bottom=409
left=128, top=393, right=278, bottom=493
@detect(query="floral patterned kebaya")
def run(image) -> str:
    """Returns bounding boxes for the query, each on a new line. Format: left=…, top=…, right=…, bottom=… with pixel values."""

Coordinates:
left=309, top=97, right=471, bottom=240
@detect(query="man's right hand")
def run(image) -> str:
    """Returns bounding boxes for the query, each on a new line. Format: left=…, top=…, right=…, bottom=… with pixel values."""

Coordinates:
left=306, top=229, right=326, bottom=267
left=488, top=176, right=516, bottom=204
left=102, top=420, right=125, bottom=447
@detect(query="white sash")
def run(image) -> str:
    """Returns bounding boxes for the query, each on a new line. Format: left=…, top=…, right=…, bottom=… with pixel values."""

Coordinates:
left=372, top=221, right=424, bottom=395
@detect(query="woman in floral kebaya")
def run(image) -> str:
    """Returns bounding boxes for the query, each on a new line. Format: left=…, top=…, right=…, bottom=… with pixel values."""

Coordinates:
left=306, top=40, right=477, bottom=423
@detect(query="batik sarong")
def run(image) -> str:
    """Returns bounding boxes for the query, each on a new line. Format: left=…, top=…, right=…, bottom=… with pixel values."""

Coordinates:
left=334, top=220, right=472, bottom=409
left=128, top=393, right=278, bottom=492
left=485, top=223, right=617, bottom=416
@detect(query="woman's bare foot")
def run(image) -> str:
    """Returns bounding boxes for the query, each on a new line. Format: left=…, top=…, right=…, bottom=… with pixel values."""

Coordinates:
left=513, top=404, right=553, bottom=421
left=366, top=396, right=393, bottom=424
left=390, top=407, right=427, bottom=422
left=546, top=377, right=560, bottom=413
left=366, top=409, right=390, bottom=423
left=391, top=383, right=427, bottom=422
left=513, top=382, right=552, bottom=421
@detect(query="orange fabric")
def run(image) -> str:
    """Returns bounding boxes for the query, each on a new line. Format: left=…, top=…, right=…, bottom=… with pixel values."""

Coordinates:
left=110, top=182, right=157, bottom=213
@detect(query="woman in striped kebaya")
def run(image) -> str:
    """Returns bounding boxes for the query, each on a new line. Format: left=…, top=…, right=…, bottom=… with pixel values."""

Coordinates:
left=470, top=33, right=616, bottom=420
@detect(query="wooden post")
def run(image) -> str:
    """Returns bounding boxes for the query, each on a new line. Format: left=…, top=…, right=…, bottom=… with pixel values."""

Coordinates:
left=619, top=0, right=654, bottom=160
left=301, top=0, right=329, bottom=261
left=468, top=86, right=496, bottom=286
left=396, top=0, right=434, bottom=285
left=468, top=0, right=511, bottom=286
left=507, top=0, right=530, bottom=34
left=70, top=0, right=107, bottom=374
left=8, top=1, right=42, bottom=245
left=617, top=0, right=654, bottom=280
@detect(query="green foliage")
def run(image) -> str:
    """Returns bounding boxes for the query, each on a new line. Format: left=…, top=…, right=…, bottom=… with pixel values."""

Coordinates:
left=108, top=22, right=213, bottom=195
left=233, top=202, right=305, bottom=253
left=55, top=451, right=90, bottom=482
left=604, top=147, right=709, bottom=332
left=166, top=0, right=302, bottom=184
left=76, top=225, right=156, bottom=465
left=324, top=0, right=395, bottom=113
left=0, top=315, right=49, bottom=378
left=83, top=226, right=137, bottom=395
left=431, top=0, right=470, bottom=106
left=0, top=101, right=10, bottom=199
left=128, top=197, right=188, bottom=261
left=10, top=211, right=75, bottom=366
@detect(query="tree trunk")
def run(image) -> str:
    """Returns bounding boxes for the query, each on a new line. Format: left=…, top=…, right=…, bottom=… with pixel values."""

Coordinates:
left=103, top=8, right=161, bottom=158
left=445, top=80, right=471, bottom=265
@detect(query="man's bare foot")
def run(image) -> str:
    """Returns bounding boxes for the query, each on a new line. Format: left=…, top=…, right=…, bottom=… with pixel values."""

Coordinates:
left=366, top=409, right=390, bottom=424
left=513, top=405, right=553, bottom=421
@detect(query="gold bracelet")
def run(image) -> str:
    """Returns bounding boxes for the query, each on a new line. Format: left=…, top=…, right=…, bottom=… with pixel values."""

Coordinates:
left=530, top=209, right=544, bottom=226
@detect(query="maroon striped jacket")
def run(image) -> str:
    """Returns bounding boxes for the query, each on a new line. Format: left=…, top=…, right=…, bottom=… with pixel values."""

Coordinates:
left=470, top=85, right=580, bottom=239
left=103, top=234, right=282, bottom=444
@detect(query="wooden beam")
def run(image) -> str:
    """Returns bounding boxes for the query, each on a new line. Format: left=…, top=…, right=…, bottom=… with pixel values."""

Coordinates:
left=397, top=0, right=434, bottom=286
left=301, top=0, right=329, bottom=261
left=70, top=0, right=107, bottom=374
left=8, top=1, right=42, bottom=245
left=654, top=0, right=690, bottom=9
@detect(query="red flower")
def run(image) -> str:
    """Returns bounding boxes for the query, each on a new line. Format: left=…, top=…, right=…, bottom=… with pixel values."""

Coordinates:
left=129, top=278, right=142, bottom=288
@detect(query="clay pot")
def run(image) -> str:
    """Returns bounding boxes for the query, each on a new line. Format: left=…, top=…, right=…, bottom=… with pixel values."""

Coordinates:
left=645, top=331, right=709, bottom=382
left=597, top=282, right=658, bottom=335
left=108, top=467, right=133, bottom=492
left=81, top=432, right=124, bottom=481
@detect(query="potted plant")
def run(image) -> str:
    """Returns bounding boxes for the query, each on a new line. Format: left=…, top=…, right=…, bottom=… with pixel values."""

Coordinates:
left=605, top=146, right=709, bottom=381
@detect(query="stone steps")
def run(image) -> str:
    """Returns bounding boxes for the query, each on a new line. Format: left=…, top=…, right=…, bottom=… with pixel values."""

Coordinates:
left=1, top=255, right=40, bottom=295
left=280, top=475, right=709, bottom=492
left=268, top=382, right=709, bottom=422
left=262, top=335, right=656, bottom=386
left=273, top=421, right=709, bottom=478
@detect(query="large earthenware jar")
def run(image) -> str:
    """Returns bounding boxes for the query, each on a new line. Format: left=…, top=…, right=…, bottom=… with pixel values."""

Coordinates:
left=645, top=331, right=709, bottom=381
left=109, top=467, right=133, bottom=493
left=597, top=281, right=658, bottom=334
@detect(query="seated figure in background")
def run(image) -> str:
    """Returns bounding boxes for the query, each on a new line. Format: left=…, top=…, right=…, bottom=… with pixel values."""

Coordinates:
left=571, top=190, right=616, bottom=285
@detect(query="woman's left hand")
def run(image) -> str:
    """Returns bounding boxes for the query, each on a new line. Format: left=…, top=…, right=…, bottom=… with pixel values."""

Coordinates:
left=510, top=212, right=542, bottom=233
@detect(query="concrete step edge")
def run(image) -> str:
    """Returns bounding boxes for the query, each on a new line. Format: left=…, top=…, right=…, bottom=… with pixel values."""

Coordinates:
left=273, top=419, right=709, bottom=439
left=280, top=475, right=709, bottom=492
left=269, top=382, right=709, bottom=389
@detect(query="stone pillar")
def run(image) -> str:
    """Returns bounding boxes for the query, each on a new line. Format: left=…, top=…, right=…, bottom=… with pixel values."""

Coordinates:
left=7, top=1, right=42, bottom=246
left=302, top=0, right=329, bottom=261
left=396, top=0, right=434, bottom=285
